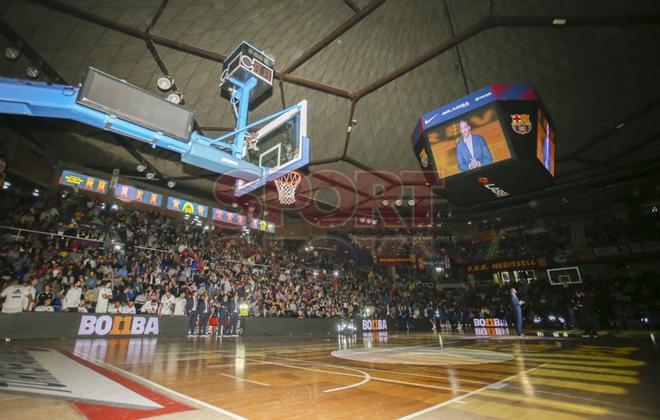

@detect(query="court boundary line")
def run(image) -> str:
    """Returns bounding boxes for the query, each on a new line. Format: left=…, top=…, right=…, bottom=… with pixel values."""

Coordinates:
left=399, top=362, right=548, bottom=419
left=73, top=352, right=247, bottom=420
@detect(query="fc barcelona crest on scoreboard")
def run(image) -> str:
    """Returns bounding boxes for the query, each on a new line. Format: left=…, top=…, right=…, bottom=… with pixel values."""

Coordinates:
left=510, top=114, right=532, bottom=135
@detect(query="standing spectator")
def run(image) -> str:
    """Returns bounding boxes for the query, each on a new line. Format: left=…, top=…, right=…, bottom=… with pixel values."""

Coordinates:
left=186, top=290, right=199, bottom=335
left=228, top=294, right=240, bottom=336
left=96, top=281, right=113, bottom=313
left=159, top=289, right=176, bottom=316
left=173, top=291, right=187, bottom=316
left=198, top=293, right=211, bottom=336
left=25, top=278, right=39, bottom=311
left=1, top=279, right=30, bottom=313
left=62, top=280, right=83, bottom=312
left=208, top=306, right=220, bottom=337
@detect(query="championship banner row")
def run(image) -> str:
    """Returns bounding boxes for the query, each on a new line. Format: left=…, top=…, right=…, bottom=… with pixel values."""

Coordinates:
left=58, top=169, right=275, bottom=233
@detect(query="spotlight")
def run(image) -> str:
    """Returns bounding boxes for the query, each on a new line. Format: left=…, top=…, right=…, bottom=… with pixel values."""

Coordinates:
left=359, top=217, right=365, bottom=223
left=333, top=271, right=339, bottom=277
left=552, top=18, right=567, bottom=26
left=32, top=188, right=40, bottom=197
left=467, top=220, right=472, bottom=225
left=157, top=75, right=173, bottom=91
left=408, top=199, right=415, bottom=206
left=167, top=180, right=176, bottom=188
left=395, top=199, right=402, bottom=206
left=146, top=172, right=156, bottom=180
left=2, top=181, right=10, bottom=190
left=232, top=202, right=238, bottom=208
left=110, top=204, right=119, bottom=211
left=165, top=91, right=183, bottom=104
left=372, top=220, right=377, bottom=225
left=4, top=47, right=20, bottom=61
left=365, top=218, right=371, bottom=224
left=136, top=164, right=146, bottom=172
left=26, top=66, right=40, bottom=79
left=382, top=199, right=389, bottom=206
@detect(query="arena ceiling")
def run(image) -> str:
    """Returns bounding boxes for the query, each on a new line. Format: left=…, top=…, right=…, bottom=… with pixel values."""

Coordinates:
left=1, top=0, right=659, bottom=229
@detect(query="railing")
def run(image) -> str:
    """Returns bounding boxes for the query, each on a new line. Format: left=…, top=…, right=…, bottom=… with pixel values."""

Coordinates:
left=0, top=225, right=171, bottom=253
left=0, top=225, right=343, bottom=274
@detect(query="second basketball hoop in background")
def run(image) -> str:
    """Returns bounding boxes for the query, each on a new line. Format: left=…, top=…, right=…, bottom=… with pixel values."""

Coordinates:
left=274, top=171, right=302, bottom=205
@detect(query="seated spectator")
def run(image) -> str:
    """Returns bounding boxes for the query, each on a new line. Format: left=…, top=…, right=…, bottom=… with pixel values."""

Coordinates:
left=35, top=297, right=55, bottom=312
left=108, top=300, right=122, bottom=314
left=142, top=297, right=159, bottom=314
left=121, top=300, right=137, bottom=314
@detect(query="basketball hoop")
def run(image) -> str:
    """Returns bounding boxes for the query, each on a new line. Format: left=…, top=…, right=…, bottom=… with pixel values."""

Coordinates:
left=274, top=171, right=301, bottom=205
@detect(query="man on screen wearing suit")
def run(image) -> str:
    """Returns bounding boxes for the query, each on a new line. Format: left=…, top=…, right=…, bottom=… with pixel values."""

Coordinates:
left=456, top=120, right=493, bottom=172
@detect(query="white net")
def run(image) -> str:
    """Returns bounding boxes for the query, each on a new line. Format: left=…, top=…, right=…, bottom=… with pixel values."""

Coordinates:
left=274, top=171, right=302, bottom=205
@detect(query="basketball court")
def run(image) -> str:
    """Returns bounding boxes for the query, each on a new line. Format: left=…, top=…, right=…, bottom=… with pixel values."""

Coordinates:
left=2, top=332, right=658, bottom=419
left=1, top=2, right=660, bottom=420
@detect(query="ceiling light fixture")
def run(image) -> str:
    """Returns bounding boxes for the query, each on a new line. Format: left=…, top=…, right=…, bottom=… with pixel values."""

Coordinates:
left=165, top=91, right=183, bottom=105
left=157, top=76, right=174, bottom=91
left=26, top=66, right=40, bottom=79
left=4, top=47, right=20, bottom=61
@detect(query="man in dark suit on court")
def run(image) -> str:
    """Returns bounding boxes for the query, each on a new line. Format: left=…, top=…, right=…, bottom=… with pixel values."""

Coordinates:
left=456, top=120, right=493, bottom=172
left=511, top=287, right=526, bottom=337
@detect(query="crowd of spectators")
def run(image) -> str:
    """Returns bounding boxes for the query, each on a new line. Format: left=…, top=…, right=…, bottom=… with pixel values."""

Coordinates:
left=1, top=186, right=658, bottom=334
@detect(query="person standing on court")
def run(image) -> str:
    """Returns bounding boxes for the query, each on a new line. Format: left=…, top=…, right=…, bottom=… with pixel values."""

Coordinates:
left=511, top=288, right=526, bottom=337
left=186, top=290, right=199, bottom=336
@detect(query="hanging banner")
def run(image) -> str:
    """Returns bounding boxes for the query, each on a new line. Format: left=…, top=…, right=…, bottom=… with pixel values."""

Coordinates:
left=59, top=170, right=108, bottom=194
left=248, top=217, right=275, bottom=233
left=166, top=196, right=208, bottom=218
left=114, top=183, right=163, bottom=207
left=211, top=208, right=246, bottom=226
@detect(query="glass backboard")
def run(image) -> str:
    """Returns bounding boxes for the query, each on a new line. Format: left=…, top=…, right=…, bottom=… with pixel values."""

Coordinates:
left=235, top=100, right=309, bottom=196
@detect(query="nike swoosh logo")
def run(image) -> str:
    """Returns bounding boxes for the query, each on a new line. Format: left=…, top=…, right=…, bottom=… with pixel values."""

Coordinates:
left=424, top=114, right=439, bottom=125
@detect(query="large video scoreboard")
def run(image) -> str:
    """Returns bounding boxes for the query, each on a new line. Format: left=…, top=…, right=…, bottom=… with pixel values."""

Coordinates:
left=412, top=84, right=556, bottom=205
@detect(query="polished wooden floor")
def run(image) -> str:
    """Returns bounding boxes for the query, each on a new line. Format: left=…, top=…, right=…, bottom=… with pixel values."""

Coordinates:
left=2, top=331, right=659, bottom=419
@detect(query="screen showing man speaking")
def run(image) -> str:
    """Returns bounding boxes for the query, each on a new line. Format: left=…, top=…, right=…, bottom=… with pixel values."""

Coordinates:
left=426, top=104, right=512, bottom=179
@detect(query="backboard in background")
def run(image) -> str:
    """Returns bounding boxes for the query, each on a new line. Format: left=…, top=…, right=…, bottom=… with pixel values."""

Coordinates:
left=547, top=266, right=582, bottom=286
left=234, top=100, right=309, bottom=197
